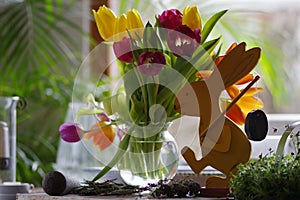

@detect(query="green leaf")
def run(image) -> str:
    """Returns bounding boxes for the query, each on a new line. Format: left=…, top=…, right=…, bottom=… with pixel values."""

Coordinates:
left=189, top=37, right=221, bottom=71
left=201, top=10, right=227, bottom=43
left=201, top=37, right=221, bottom=54
left=143, top=22, right=163, bottom=51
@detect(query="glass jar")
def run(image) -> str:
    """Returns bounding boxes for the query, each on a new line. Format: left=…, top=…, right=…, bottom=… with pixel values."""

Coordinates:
left=117, top=123, right=178, bottom=187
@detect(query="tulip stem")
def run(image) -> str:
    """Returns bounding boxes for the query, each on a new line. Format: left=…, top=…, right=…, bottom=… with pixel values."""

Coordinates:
left=92, top=130, right=132, bottom=182
left=134, top=69, right=148, bottom=122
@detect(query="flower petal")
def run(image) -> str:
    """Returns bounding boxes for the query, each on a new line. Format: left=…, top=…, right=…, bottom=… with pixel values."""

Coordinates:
left=127, top=9, right=144, bottom=29
left=126, top=9, right=144, bottom=39
left=113, top=14, right=128, bottom=41
left=235, top=74, right=254, bottom=85
left=225, top=103, right=246, bottom=125
left=167, top=25, right=200, bottom=57
left=226, top=85, right=239, bottom=99
left=243, top=87, right=263, bottom=96
left=137, top=52, right=166, bottom=76
left=237, top=96, right=264, bottom=116
left=59, top=122, right=83, bottom=143
left=93, top=6, right=116, bottom=41
left=113, top=37, right=134, bottom=63
left=158, top=9, right=182, bottom=30
left=182, top=6, right=202, bottom=31
left=85, top=121, right=116, bottom=152
left=137, top=64, right=165, bottom=76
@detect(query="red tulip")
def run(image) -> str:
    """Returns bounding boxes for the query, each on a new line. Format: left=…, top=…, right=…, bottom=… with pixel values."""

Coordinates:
left=113, top=37, right=135, bottom=63
left=137, top=52, right=166, bottom=76
left=167, top=25, right=201, bottom=57
left=157, top=9, right=182, bottom=30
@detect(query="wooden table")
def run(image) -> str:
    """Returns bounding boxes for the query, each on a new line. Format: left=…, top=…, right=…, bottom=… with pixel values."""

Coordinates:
left=17, top=171, right=233, bottom=199
left=17, top=192, right=232, bottom=200
left=17, top=187, right=233, bottom=200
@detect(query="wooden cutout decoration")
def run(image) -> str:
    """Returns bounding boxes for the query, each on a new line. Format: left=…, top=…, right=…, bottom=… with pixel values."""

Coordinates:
left=174, top=42, right=261, bottom=188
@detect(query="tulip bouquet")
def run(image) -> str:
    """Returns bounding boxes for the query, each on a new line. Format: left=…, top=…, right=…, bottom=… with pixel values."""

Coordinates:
left=59, top=5, right=263, bottom=185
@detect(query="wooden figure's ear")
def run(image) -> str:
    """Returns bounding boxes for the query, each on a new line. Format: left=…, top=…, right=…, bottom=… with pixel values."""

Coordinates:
left=209, top=42, right=261, bottom=89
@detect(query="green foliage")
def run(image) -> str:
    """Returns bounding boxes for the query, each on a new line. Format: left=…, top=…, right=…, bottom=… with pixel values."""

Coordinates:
left=201, top=10, right=227, bottom=43
left=0, top=0, right=86, bottom=100
left=15, top=99, right=67, bottom=186
left=230, top=153, right=300, bottom=200
left=0, top=0, right=91, bottom=186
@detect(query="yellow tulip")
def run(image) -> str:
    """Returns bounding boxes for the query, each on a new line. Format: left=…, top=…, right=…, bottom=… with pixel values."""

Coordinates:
left=93, top=5, right=117, bottom=41
left=182, top=6, right=202, bottom=31
left=126, top=9, right=144, bottom=39
left=93, top=6, right=144, bottom=42
left=113, top=14, right=128, bottom=41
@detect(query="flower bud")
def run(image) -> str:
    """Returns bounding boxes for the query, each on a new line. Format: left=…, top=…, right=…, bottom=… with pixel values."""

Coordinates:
left=113, top=14, right=128, bottom=41
left=113, top=37, right=135, bottom=63
left=182, top=6, right=202, bottom=31
left=59, top=122, right=84, bottom=143
left=127, top=9, right=143, bottom=29
left=93, top=5, right=116, bottom=41
left=127, top=9, right=144, bottom=39
left=158, top=9, right=182, bottom=30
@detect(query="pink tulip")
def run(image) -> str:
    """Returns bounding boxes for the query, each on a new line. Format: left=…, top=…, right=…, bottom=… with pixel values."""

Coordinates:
left=59, top=122, right=83, bottom=143
left=113, top=37, right=135, bottom=63
left=137, top=52, right=166, bottom=76
left=158, top=9, right=182, bottom=30
left=167, top=25, right=201, bottom=57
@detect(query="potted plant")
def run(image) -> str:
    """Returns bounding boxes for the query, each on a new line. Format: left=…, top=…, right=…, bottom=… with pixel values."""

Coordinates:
left=230, top=121, right=300, bottom=200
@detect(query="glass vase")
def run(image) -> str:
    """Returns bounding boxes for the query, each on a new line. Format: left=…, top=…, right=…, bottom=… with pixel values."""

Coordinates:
left=117, top=123, right=179, bottom=187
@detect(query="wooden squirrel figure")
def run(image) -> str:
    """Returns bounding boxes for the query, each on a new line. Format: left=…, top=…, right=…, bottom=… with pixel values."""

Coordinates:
left=174, top=42, right=261, bottom=188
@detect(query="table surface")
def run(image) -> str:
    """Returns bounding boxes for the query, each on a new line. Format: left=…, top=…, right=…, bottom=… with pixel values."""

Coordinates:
left=17, top=172, right=233, bottom=200
left=16, top=188, right=233, bottom=200
left=17, top=192, right=232, bottom=200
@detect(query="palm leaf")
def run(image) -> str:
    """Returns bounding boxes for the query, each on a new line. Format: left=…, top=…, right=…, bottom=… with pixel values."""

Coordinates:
left=0, top=0, right=88, bottom=99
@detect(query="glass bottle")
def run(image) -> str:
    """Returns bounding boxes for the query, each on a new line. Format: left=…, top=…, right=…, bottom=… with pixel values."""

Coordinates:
left=0, top=96, right=19, bottom=182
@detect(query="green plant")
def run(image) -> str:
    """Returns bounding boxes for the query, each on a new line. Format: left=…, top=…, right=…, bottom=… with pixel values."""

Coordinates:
left=230, top=153, right=300, bottom=200
left=0, top=0, right=87, bottom=98
left=230, top=122, right=300, bottom=199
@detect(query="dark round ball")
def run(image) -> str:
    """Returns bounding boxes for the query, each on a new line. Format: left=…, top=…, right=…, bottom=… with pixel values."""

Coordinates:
left=245, top=109, right=268, bottom=141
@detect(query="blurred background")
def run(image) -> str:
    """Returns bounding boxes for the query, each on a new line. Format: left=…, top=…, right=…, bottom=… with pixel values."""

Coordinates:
left=0, top=0, right=299, bottom=186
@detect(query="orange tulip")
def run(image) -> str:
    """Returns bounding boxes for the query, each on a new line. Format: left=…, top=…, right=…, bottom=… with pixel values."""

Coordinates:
left=85, top=121, right=116, bottom=152
left=225, top=85, right=263, bottom=125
